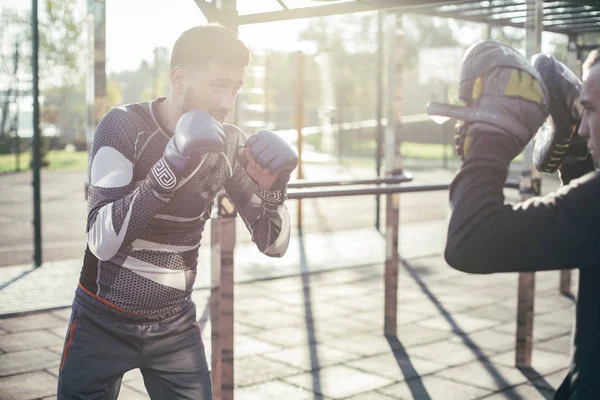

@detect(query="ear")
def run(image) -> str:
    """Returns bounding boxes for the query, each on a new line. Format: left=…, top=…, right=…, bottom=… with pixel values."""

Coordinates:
left=171, top=66, right=185, bottom=96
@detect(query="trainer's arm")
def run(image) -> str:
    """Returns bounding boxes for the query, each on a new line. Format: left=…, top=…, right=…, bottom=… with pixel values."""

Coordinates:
left=224, top=129, right=291, bottom=258
left=86, top=108, right=172, bottom=261
left=445, top=133, right=600, bottom=273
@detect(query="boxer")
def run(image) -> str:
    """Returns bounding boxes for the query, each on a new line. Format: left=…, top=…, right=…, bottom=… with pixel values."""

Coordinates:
left=57, top=23, right=297, bottom=399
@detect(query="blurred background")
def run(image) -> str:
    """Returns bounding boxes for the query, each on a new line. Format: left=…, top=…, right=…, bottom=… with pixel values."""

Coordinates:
left=0, top=0, right=598, bottom=268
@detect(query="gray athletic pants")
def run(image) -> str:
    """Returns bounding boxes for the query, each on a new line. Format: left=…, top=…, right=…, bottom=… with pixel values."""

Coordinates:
left=56, top=285, right=212, bottom=399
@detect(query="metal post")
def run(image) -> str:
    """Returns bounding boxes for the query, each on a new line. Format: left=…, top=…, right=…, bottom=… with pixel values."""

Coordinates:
left=31, top=0, right=42, bottom=268
left=14, top=44, right=20, bottom=172
left=296, top=51, right=304, bottom=231
left=559, top=33, right=581, bottom=297
left=384, top=11, right=402, bottom=336
left=86, top=0, right=107, bottom=199
left=211, top=193, right=236, bottom=400
left=515, top=0, right=543, bottom=368
left=375, top=10, right=384, bottom=232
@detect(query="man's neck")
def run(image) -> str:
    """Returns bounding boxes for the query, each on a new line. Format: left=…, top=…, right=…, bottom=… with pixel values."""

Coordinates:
left=156, top=94, right=183, bottom=135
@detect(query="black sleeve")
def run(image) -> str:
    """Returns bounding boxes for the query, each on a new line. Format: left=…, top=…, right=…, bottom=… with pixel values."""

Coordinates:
left=445, top=133, right=600, bottom=274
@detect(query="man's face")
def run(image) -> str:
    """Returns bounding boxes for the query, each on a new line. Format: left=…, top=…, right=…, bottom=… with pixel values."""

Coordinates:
left=579, top=64, right=600, bottom=161
left=177, top=59, right=245, bottom=123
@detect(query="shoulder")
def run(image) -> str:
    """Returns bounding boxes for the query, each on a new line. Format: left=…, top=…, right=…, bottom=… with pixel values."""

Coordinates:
left=223, top=123, right=247, bottom=140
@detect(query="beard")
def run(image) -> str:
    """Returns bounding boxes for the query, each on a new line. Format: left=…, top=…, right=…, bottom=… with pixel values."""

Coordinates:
left=182, top=86, right=227, bottom=123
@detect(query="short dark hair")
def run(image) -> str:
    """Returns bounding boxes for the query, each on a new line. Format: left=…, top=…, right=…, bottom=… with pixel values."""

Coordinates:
left=583, top=48, right=600, bottom=79
left=170, top=23, right=250, bottom=69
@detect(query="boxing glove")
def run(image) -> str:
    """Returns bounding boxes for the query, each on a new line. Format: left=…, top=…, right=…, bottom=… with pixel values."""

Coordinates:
left=238, top=129, right=298, bottom=203
left=531, top=53, right=589, bottom=174
left=148, top=109, right=225, bottom=193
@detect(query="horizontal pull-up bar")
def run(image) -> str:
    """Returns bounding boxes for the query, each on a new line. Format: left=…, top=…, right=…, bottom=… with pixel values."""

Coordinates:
left=288, top=174, right=413, bottom=189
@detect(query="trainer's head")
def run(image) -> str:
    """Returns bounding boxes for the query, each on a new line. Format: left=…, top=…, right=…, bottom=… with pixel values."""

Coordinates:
left=579, top=49, right=600, bottom=160
left=169, top=23, right=250, bottom=123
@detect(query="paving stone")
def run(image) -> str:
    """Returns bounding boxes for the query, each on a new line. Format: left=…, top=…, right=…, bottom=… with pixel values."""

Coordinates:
left=330, top=293, right=384, bottom=312
left=434, top=292, right=499, bottom=309
left=312, top=317, right=374, bottom=337
left=46, top=345, right=65, bottom=357
left=253, top=277, right=308, bottom=294
left=346, top=352, right=446, bottom=382
left=479, top=383, right=555, bottom=399
left=450, top=329, right=519, bottom=353
left=441, top=273, right=516, bottom=289
left=234, top=321, right=261, bottom=335
left=533, top=295, right=576, bottom=316
left=119, top=381, right=151, bottom=399
left=41, top=397, right=57, bottom=400
left=323, top=333, right=407, bottom=357
left=284, top=365, right=394, bottom=399
left=312, top=283, right=376, bottom=299
left=536, top=308, right=575, bottom=328
left=251, top=326, right=337, bottom=347
left=493, top=320, right=572, bottom=343
left=235, top=355, right=303, bottom=387
left=235, top=297, right=287, bottom=314
left=343, top=391, right=396, bottom=400
left=353, top=309, right=429, bottom=327
left=122, top=368, right=144, bottom=383
left=394, top=324, right=454, bottom=348
left=0, top=370, right=58, bottom=400
left=488, top=349, right=571, bottom=375
left=0, top=313, right=65, bottom=333
left=122, top=378, right=149, bottom=394
left=0, top=328, right=7, bottom=335
left=234, top=380, right=325, bottom=400
left=45, top=365, right=60, bottom=378
left=234, top=335, right=282, bottom=359
left=0, top=349, right=60, bottom=377
left=435, top=360, right=531, bottom=391
left=264, top=344, right=362, bottom=371
left=398, top=300, right=466, bottom=318
left=465, top=304, right=519, bottom=322
left=0, top=330, right=64, bottom=353
left=406, top=340, right=497, bottom=367
left=236, top=310, right=306, bottom=330
left=378, top=375, right=492, bottom=399
left=286, top=302, right=353, bottom=321
left=49, top=308, right=73, bottom=322
left=532, top=369, right=569, bottom=391
left=47, top=326, right=68, bottom=339
left=417, top=312, right=501, bottom=334
left=536, top=335, right=573, bottom=356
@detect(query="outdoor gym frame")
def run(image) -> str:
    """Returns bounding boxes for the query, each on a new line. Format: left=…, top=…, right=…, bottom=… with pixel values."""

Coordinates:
left=22, top=0, right=600, bottom=397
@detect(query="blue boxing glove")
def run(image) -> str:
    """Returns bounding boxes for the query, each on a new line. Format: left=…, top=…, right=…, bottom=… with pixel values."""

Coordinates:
left=239, top=129, right=298, bottom=204
left=148, top=109, right=225, bottom=193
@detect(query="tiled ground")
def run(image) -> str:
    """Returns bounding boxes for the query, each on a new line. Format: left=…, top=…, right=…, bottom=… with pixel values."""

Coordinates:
left=0, top=256, right=577, bottom=399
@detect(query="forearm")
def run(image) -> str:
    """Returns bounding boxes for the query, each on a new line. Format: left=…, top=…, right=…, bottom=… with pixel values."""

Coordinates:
left=87, top=177, right=172, bottom=261
left=445, top=134, right=594, bottom=273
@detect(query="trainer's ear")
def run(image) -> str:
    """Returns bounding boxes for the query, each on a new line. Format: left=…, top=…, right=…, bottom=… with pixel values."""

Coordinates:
left=171, top=66, right=185, bottom=96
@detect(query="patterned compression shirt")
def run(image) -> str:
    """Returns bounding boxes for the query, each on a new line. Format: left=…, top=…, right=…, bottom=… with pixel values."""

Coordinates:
left=80, top=98, right=290, bottom=315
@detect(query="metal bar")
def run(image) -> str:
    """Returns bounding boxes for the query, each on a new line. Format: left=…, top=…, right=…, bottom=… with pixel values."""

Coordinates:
left=235, top=0, right=474, bottom=26
left=32, top=0, right=42, bottom=268
left=515, top=0, right=543, bottom=369
left=194, top=0, right=218, bottom=21
left=288, top=175, right=413, bottom=189
left=296, top=51, right=304, bottom=231
left=287, top=179, right=520, bottom=199
left=549, top=22, right=600, bottom=31
left=275, top=0, right=288, bottom=10
left=287, top=184, right=448, bottom=200
left=383, top=11, right=404, bottom=337
left=211, top=193, right=236, bottom=400
left=435, top=0, right=524, bottom=14
left=375, top=10, right=384, bottom=232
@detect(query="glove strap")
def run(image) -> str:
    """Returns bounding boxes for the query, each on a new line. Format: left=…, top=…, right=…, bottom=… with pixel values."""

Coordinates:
left=255, top=186, right=287, bottom=205
left=147, top=157, right=180, bottom=194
